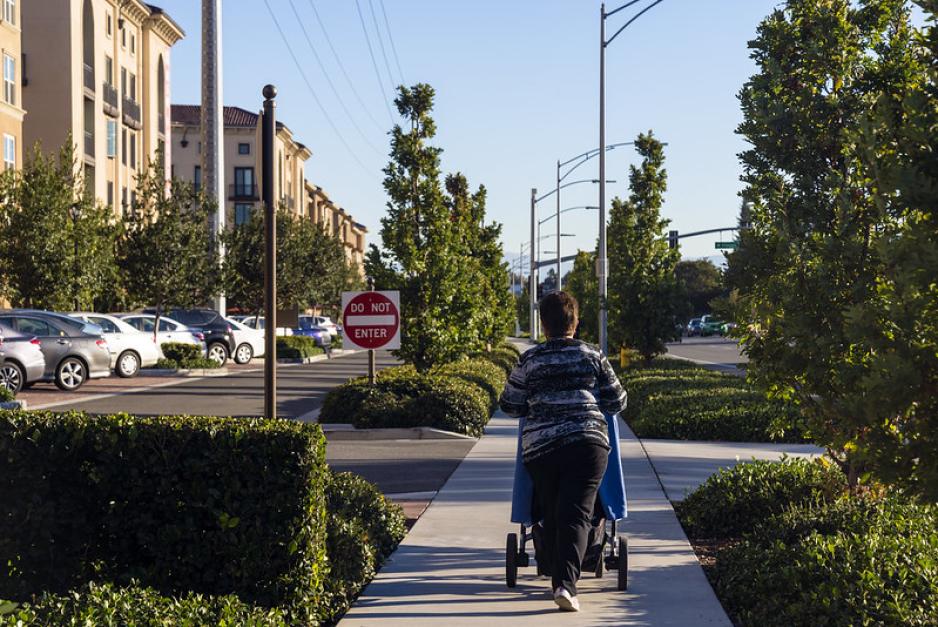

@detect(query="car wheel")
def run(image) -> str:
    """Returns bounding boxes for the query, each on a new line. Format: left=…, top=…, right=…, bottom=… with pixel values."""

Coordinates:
left=55, top=357, right=87, bottom=391
left=0, top=361, right=24, bottom=394
left=116, top=350, right=140, bottom=378
left=234, top=343, right=253, bottom=365
left=207, top=343, right=229, bottom=365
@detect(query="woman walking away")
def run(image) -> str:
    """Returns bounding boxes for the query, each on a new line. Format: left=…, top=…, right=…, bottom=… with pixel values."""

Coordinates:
left=499, top=291, right=627, bottom=612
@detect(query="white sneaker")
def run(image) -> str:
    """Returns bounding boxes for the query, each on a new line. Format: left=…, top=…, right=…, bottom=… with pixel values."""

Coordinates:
left=553, top=587, right=580, bottom=612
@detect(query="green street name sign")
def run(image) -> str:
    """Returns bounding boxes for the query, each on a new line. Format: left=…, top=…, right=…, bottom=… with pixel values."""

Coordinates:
left=715, top=241, right=738, bottom=250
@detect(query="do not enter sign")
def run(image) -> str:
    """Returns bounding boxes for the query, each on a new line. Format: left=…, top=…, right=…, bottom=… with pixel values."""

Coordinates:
left=341, top=291, right=401, bottom=351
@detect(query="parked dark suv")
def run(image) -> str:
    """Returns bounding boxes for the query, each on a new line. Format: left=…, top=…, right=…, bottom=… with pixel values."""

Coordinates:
left=145, top=308, right=236, bottom=365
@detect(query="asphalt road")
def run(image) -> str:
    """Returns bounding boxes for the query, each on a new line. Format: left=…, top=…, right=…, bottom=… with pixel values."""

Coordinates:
left=665, top=336, right=746, bottom=369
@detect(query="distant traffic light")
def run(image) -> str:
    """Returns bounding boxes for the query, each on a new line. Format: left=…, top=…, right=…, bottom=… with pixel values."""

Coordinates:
left=668, top=230, right=679, bottom=250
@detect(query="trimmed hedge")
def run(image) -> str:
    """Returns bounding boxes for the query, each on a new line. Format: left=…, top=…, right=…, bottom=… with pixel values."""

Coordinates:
left=676, top=458, right=846, bottom=539
left=319, top=360, right=496, bottom=437
left=161, top=341, right=202, bottom=365
left=321, top=471, right=406, bottom=624
left=0, top=385, right=13, bottom=402
left=434, top=358, right=508, bottom=412
left=277, top=336, right=325, bottom=360
left=619, top=362, right=806, bottom=442
left=0, top=409, right=329, bottom=623
left=712, top=495, right=938, bottom=626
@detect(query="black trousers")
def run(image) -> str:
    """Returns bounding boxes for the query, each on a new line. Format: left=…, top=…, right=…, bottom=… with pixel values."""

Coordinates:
left=525, top=441, right=608, bottom=595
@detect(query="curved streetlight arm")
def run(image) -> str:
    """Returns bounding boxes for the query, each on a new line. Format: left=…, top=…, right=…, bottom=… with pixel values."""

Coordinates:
left=559, top=141, right=634, bottom=171
left=538, top=205, right=599, bottom=226
left=604, top=0, right=645, bottom=20
left=535, top=179, right=615, bottom=204
left=606, top=0, right=665, bottom=47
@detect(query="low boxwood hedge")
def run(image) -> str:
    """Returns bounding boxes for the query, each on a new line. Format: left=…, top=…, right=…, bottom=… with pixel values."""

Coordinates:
left=434, top=358, right=508, bottom=412
left=161, top=341, right=202, bottom=365
left=676, top=458, right=846, bottom=539
left=319, top=361, right=495, bottom=437
left=712, top=495, right=938, bottom=626
left=277, top=336, right=325, bottom=360
left=0, top=409, right=329, bottom=624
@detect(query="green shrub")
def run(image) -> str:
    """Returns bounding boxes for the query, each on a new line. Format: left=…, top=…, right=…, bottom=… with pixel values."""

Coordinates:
left=277, top=336, right=324, bottom=360
left=633, top=396, right=805, bottom=442
left=160, top=342, right=202, bottom=365
left=713, top=495, right=938, bottom=626
left=434, top=358, right=507, bottom=411
left=320, top=366, right=491, bottom=437
left=0, top=409, right=329, bottom=623
left=0, top=581, right=288, bottom=626
left=0, top=385, right=13, bottom=402
left=321, top=471, right=406, bottom=624
left=677, top=458, right=846, bottom=539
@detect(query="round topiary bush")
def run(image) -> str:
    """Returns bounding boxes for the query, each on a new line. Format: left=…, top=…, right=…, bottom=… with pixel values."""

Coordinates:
left=434, top=358, right=507, bottom=411
left=676, top=458, right=846, bottom=539
left=713, top=495, right=938, bottom=626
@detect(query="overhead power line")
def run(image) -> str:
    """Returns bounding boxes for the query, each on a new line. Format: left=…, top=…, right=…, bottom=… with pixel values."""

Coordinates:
left=354, top=0, right=396, bottom=124
left=262, top=0, right=375, bottom=178
left=367, top=0, right=398, bottom=93
left=378, top=0, right=406, bottom=86
left=287, top=0, right=383, bottom=156
left=307, top=0, right=386, bottom=134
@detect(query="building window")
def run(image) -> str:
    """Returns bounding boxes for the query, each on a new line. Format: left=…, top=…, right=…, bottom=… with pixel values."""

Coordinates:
left=130, top=33, right=135, bottom=54
left=238, top=143, right=250, bottom=155
left=3, top=0, right=13, bottom=25
left=129, top=73, right=136, bottom=100
left=2, top=134, right=13, bottom=170
left=121, top=23, right=126, bottom=48
left=106, top=120, right=116, bottom=157
left=105, top=56, right=113, bottom=84
left=129, top=132, right=136, bottom=169
left=106, top=182, right=113, bottom=208
left=106, top=12, right=112, bottom=37
left=194, top=165, right=201, bottom=192
left=234, top=203, right=253, bottom=226
left=121, top=187, right=128, bottom=215
left=121, top=129, right=126, bottom=165
left=3, top=54, right=14, bottom=106
left=233, top=167, right=254, bottom=196
left=120, top=67, right=126, bottom=97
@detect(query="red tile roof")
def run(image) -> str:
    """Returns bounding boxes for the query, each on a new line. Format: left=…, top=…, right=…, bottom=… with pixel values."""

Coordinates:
left=171, top=104, right=284, bottom=129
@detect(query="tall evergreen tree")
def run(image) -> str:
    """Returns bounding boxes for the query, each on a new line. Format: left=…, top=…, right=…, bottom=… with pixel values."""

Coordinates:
left=606, top=132, right=682, bottom=361
left=726, top=0, right=931, bottom=493
left=0, top=141, right=117, bottom=310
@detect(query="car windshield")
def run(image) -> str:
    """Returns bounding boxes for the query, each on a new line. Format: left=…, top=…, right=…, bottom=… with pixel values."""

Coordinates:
left=298, top=317, right=316, bottom=329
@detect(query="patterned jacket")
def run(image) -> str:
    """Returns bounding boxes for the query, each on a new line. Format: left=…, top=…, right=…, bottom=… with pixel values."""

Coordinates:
left=499, top=338, right=627, bottom=463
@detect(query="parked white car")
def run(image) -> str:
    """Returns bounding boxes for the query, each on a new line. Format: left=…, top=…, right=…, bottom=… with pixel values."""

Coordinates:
left=240, top=316, right=293, bottom=337
left=115, top=314, right=205, bottom=358
left=69, top=313, right=161, bottom=378
left=225, top=317, right=265, bottom=364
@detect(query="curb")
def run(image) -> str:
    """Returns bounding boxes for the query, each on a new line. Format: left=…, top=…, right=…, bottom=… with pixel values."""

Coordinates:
left=320, top=424, right=477, bottom=441
left=0, top=400, right=26, bottom=410
left=139, top=367, right=230, bottom=378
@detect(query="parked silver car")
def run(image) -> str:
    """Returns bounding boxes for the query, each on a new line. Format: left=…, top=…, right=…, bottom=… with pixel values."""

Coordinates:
left=115, top=314, right=205, bottom=357
left=0, top=322, right=46, bottom=393
left=0, top=310, right=111, bottom=391
left=69, top=313, right=161, bottom=377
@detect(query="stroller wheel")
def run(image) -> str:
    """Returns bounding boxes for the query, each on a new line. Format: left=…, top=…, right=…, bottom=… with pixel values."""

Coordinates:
left=506, top=533, right=519, bottom=588
left=617, top=535, right=628, bottom=591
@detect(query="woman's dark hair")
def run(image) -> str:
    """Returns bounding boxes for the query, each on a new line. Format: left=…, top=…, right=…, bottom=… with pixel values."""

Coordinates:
left=539, top=291, right=579, bottom=338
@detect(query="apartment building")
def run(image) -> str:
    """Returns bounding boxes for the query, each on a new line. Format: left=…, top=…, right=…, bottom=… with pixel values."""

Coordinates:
left=306, top=182, right=367, bottom=275
left=22, top=0, right=183, bottom=213
left=0, top=0, right=23, bottom=171
left=170, top=104, right=311, bottom=225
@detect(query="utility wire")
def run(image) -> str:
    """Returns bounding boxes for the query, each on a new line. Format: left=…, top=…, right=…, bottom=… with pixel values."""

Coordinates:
left=307, top=0, right=386, bottom=134
left=263, top=0, right=375, bottom=178
left=287, top=0, right=383, bottom=156
left=354, top=0, right=395, bottom=124
left=367, top=0, right=398, bottom=94
left=378, top=0, right=406, bottom=86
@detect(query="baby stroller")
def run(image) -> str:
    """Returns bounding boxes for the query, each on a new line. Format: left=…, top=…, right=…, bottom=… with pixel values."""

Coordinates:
left=506, top=413, right=629, bottom=591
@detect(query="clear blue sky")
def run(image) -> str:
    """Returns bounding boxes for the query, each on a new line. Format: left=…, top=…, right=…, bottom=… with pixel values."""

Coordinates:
left=159, top=0, right=783, bottom=266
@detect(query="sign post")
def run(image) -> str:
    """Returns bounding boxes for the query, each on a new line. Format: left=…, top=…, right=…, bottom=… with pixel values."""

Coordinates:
left=342, top=289, right=401, bottom=385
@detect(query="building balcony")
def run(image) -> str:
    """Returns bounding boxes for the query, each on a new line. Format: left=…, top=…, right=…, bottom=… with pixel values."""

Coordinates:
left=83, top=63, right=95, bottom=97
left=122, top=97, right=142, bottom=130
left=229, top=183, right=259, bottom=200
left=102, top=82, right=118, bottom=117
left=83, top=131, right=95, bottom=160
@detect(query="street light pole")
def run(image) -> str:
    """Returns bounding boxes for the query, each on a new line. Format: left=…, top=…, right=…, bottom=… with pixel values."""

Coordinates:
left=556, top=160, right=562, bottom=290
left=529, top=188, right=537, bottom=342
left=262, top=84, right=277, bottom=420
left=598, top=2, right=609, bottom=355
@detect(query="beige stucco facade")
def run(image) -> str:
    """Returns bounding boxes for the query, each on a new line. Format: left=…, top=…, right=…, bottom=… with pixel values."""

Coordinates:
left=170, top=105, right=311, bottom=226
left=0, top=0, right=23, bottom=171
left=306, top=182, right=367, bottom=275
left=22, top=0, right=182, bottom=213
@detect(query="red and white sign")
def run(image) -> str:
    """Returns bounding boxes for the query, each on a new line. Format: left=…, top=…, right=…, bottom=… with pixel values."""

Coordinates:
left=341, top=290, right=401, bottom=351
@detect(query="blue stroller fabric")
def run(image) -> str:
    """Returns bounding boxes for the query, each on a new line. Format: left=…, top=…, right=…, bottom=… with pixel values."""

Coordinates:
left=510, top=413, right=627, bottom=525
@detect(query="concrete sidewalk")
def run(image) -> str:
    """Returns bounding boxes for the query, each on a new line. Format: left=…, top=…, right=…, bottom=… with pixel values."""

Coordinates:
left=339, top=414, right=730, bottom=626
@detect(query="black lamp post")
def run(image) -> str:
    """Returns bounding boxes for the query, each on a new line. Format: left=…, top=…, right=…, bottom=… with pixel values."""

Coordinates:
left=69, top=202, right=81, bottom=311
